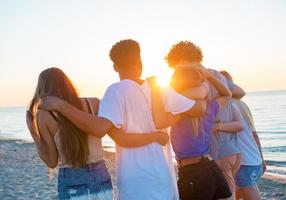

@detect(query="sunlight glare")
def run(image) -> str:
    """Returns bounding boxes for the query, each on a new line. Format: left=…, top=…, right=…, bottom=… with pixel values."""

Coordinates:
left=156, top=68, right=174, bottom=87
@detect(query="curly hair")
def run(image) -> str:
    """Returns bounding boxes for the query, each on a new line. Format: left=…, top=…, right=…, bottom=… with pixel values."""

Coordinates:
left=165, top=41, right=203, bottom=68
left=109, top=39, right=141, bottom=70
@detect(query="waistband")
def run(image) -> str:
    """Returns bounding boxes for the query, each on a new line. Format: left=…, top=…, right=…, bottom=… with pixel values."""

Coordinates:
left=178, top=154, right=213, bottom=168
left=59, top=160, right=107, bottom=176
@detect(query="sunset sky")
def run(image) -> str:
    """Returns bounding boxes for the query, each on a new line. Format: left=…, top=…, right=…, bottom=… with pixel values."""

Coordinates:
left=1, top=0, right=286, bottom=107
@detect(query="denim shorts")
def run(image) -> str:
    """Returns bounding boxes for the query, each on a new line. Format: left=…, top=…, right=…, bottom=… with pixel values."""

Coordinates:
left=58, top=160, right=113, bottom=200
left=235, top=164, right=263, bottom=188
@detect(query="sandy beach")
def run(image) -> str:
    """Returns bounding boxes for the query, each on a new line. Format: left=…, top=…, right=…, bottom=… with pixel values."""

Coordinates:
left=1, top=140, right=285, bottom=200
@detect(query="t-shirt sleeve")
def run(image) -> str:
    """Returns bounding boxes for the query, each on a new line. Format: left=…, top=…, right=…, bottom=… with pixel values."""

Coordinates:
left=226, top=79, right=235, bottom=91
left=161, top=86, right=196, bottom=115
left=98, top=86, right=124, bottom=129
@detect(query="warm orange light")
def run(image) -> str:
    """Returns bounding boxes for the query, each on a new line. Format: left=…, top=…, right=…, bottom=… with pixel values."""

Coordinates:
left=156, top=68, right=173, bottom=87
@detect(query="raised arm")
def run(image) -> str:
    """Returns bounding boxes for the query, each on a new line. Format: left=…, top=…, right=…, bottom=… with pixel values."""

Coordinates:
left=200, top=68, right=231, bottom=109
left=180, top=83, right=209, bottom=100
left=108, top=128, right=169, bottom=148
left=148, top=77, right=178, bottom=129
left=148, top=77, right=206, bottom=129
left=230, top=83, right=245, bottom=99
left=39, top=96, right=112, bottom=138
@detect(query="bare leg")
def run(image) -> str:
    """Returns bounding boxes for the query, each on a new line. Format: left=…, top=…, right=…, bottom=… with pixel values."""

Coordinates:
left=237, top=184, right=261, bottom=200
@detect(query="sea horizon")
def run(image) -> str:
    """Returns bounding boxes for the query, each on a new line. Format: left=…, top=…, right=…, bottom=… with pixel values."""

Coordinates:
left=1, top=90, right=286, bottom=179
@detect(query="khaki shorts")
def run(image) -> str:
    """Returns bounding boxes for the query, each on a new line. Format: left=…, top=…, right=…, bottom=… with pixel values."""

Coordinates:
left=215, top=153, right=241, bottom=194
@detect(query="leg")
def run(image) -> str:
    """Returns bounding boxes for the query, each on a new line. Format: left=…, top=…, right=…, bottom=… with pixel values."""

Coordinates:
left=239, top=184, right=261, bottom=200
left=216, top=154, right=240, bottom=200
left=235, top=165, right=263, bottom=200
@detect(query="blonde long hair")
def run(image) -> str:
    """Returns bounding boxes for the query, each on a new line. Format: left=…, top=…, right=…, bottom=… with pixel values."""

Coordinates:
left=28, top=68, right=89, bottom=167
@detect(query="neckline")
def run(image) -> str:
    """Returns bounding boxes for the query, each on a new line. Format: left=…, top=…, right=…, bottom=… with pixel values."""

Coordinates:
left=121, top=79, right=146, bottom=86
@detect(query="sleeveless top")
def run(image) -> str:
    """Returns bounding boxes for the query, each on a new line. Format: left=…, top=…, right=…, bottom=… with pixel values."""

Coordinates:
left=52, top=98, right=103, bottom=168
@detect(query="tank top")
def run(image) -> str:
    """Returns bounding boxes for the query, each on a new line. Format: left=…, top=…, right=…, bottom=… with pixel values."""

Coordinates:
left=53, top=98, right=103, bottom=168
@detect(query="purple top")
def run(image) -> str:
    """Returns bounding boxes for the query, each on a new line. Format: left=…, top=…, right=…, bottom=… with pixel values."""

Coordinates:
left=170, top=100, right=219, bottom=160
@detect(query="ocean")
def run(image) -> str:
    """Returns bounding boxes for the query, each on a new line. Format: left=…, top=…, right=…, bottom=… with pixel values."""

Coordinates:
left=1, top=90, right=286, bottom=177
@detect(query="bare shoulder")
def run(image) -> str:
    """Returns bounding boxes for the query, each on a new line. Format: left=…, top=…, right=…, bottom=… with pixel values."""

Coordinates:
left=37, top=109, right=58, bottom=135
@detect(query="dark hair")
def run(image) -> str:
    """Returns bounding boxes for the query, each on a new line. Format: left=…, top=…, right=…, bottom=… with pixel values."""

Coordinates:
left=171, top=68, right=204, bottom=92
left=109, top=39, right=142, bottom=70
left=166, top=41, right=203, bottom=68
left=28, top=67, right=89, bottom=168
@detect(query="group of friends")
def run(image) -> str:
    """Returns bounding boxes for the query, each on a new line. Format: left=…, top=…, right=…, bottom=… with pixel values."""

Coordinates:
left=26, top=39, right=265, bottom=200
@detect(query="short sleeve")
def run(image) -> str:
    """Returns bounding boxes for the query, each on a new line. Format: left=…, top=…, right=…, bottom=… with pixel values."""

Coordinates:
left=160, top=86, right=196, bottom=115
left=98, top=86, right=124, bottom=128
left=226, top=79, right=235, bottom=91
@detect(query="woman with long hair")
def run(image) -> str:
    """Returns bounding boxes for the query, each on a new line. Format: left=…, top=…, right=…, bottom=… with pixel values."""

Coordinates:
left=26, top=67, right=168, bottom=200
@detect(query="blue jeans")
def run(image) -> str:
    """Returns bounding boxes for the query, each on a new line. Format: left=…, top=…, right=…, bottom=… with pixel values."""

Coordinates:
left=58, top=160, right=113, bottom=200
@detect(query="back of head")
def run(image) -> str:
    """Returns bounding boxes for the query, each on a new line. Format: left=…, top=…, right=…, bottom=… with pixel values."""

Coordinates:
left=220, top=70, right=233, bottom=83
left=166, top=41, right=203, bottom=68
left=171, top=68, right=204, bottom=92
left=109, top=39, right=142, bottom=77
left=29, top=67, right=88, bottom=168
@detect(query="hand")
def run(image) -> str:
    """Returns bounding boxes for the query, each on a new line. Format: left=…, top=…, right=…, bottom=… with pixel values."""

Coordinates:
left=197, top=67, right=211, bottom=79
left=154, top=132, right=169, bottom=146
left=212, top=123, right=220, bottom=134
left=38, top=96, right=63, bottom=111
left=262, top=160, right=267, bottom=175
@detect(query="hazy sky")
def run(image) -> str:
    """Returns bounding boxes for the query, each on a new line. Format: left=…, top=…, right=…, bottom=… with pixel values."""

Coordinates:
left=1, top=0, right=286, bottom=107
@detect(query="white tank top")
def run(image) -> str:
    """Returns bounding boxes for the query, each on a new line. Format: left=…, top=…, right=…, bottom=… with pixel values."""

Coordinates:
left=53, top=99, right=103, bottom=168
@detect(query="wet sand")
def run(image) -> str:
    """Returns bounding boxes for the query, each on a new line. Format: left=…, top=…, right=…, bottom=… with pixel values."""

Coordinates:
left=0, top=140, right=285, bottom=200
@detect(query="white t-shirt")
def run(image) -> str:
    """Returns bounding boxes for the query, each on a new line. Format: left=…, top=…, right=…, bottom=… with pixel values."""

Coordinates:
left=99, top=79, right=195, bottom=200
left=233, top=100, right=262, bottom=166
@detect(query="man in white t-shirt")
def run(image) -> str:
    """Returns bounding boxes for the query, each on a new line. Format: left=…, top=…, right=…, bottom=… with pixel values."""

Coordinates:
left=98, top=39, right=208, bottom=200
left=40, top=39, right=206, bottom=200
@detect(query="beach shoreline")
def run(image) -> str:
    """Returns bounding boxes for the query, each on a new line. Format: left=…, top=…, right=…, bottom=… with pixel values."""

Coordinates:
left=0, top=140, right=285, bottom=200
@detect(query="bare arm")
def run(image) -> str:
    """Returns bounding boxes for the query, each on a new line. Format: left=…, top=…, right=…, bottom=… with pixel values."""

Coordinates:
left=85, top=96, right=169, bottom=147
left=231, top=84, right=245, bottom=99
left=26, top=110, right=58, bottom=168
left=212, top=104, right=243, bottom=134
left=212, top=121, right=244, bottom=134
left=108, top=128, right=169, bottom=148
left=184, top=100, right=207, bottom=117
left=180, top=83, right=208, bottom=100
left=201, top=69, right=231, bottom=109
left=26, top=111, right=50, bottom=165
left=148, top=77, right=207, bottom=129
left=149, top=79, right=175, bottom=128
left=253, top=131, right=266, bottom=174
left=39, top=97, right=112, bottom=138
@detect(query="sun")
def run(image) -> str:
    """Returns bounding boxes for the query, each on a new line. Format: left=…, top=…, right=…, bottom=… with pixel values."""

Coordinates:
left=156, top=68, right=173, bottom=87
